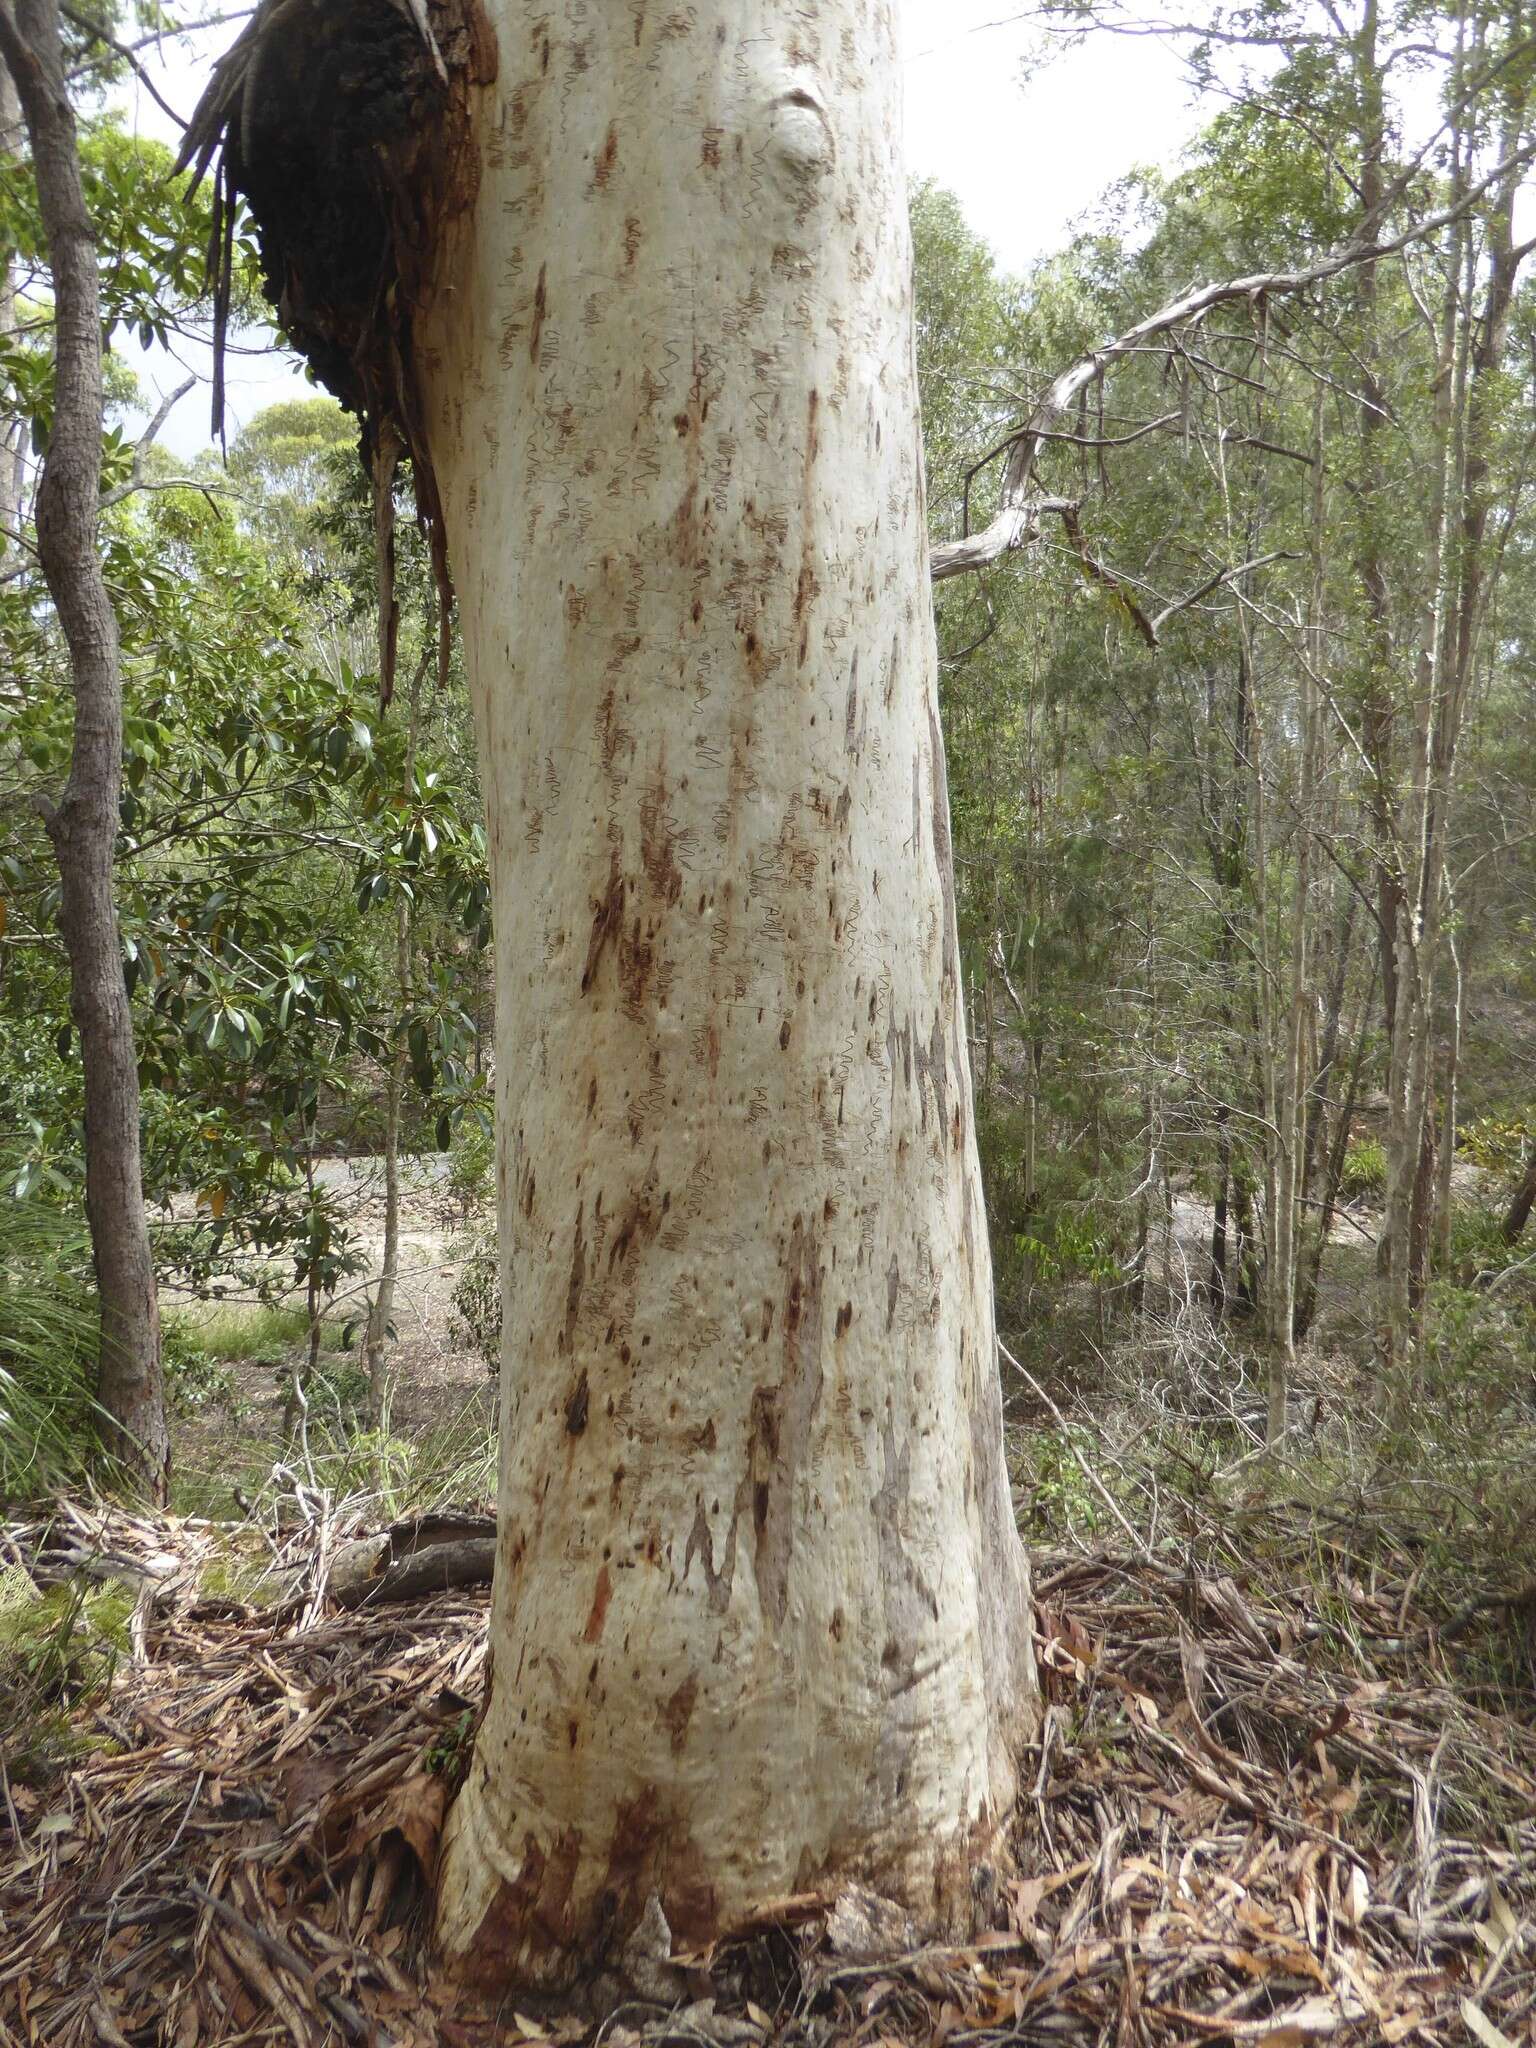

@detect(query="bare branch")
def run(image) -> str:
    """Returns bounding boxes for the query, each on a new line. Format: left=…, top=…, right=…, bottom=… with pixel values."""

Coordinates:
left=98, top=376, right=196, bottom=510
left=931, top=493, right=1074, bottom=584
left=60, top=4, right=189, bottom=127
left=1150, top=548, right=1299, bottom=638
left=929, top=138, right=1536, bottom=585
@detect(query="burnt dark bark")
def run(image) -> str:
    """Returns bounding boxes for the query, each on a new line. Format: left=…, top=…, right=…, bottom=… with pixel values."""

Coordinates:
left=0, top=0, right=168, bottom=1498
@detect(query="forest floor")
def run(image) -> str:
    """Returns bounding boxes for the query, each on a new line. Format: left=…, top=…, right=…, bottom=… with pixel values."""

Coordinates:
left=3, top=1170, right=1535, bottom=2044
left=2, top=1495, right=1533, bottom=2047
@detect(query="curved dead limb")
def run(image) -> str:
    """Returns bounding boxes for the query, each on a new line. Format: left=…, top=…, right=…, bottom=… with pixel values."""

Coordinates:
left=929, top=138, right=1536, bottom=589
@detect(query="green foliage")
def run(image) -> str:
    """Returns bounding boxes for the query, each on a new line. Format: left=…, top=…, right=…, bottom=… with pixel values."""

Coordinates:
left=179, top=1302, right=340, bottom=1365
left=1338, top=1138, right=1388, bottom=1204
left=441, top=1103, right=495, bottom=1226
left=0, top=115, right=245, bottom=448
left=294, top=1353, right=372, bottom=1428
left=425, top=1705, right=477, bottom=1787
left=0, top=1573, right=128, bottom=1785
left=0, top=1185, right=98, bottom=1501
left=160, top=1317, right=235, bottom=1417
left=450, top=1228, right=500, bottom=1374
left=1460, top=1116, right=1532, bottom=1177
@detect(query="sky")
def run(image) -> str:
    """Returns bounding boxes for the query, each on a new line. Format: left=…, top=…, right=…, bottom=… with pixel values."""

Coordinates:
left=115, top=3, right=1198, bottom=459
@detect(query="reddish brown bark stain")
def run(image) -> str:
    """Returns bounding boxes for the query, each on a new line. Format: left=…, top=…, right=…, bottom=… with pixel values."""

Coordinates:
left=460, top=1794, right=724, bottom=1982
left=700, top=126, right=721, bottom=168
left=529, top=262, right=547, bottom=362
left=593, top=120, right=619, bottom=189
left=601, top=1787, right=719, bottom=1951
left=639, top=776, right=685, bottom=905
left=582, top=853, right=626, bottom=994
left=461, top=1824, right=583, bottom=1988
left=618, top=914, right=666, bottom=1018
left=746, top=1217, right=825, bottom=1626
left=661, top=1672, right=699, bottom=1753
left=608, top=1158, right=664, bottom=1273
left=583, top=1564, right=613, bottom=1642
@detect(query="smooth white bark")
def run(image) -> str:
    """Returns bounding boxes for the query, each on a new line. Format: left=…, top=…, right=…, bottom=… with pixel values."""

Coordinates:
left=415, top=0, right=1035, bottom=1991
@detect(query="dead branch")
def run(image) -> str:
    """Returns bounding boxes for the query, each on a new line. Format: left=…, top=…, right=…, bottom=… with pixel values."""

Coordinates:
left=930, top=139, right=1536, bottom=585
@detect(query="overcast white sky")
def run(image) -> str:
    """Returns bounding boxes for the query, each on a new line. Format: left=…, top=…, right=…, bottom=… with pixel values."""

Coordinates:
left=117, top=3, right=1197, bottom=457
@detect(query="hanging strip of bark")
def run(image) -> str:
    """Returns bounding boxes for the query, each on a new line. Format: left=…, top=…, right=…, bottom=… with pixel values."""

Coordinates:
left=0, top=0, right=169, bottom=1498
left=372, top=423, right=405, bottom=710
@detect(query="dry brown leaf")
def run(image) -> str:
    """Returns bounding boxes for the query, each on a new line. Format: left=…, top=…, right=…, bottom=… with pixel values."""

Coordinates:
left=1459, top=1998, right=1518, bottom=2048
left=348, top=1768, right=448, bottom=1881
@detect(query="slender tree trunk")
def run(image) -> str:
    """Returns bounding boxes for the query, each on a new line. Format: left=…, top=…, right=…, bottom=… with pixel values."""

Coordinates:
left=1299, top=888, right=1357, bottom=1214
left=0, top=61, right=26, bottom=558
left=1380, top=55, right=1529, bottom=1371
left=1208, top=1127, right=1230, bottom=1313
left=409, top=0, right=1036, bottom=1989
left=366, top=663, right=425, bottom=1417
left=1266, top=397, right=1326, bottom=1439
left=0, top=0, right=167, bottom=1498
left=1503, top=1141, right=1536, bottom=1247
left=1295, top=953, right=1376, bottom=1345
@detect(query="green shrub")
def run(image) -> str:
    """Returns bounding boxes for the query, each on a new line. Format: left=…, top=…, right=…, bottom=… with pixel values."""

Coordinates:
left=0, top=1187, right=98, bottom=1500
left=1339, top=1136, right=1388, bottom=1203
left=1460, top=1114, right=1532, bottom=1176
left=300, top=1354, right=371, bottom=1423
left=441, top=1112, right=495, bottom=1226
left=450, top=1227, right=500, bottom=1372
left=161, top=1316, right=236, bottom=1415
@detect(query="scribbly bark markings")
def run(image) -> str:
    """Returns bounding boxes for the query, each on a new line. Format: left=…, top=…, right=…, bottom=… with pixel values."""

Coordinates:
left=416, top=0, right=1036, bottom=1990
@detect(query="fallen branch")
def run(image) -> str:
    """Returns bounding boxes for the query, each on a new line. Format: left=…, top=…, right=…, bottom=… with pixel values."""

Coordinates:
left=189, top=1882, right=389, bottom=2046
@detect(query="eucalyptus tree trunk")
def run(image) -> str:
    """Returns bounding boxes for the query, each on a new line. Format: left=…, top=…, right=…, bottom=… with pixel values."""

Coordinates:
left=0, top=0, right=168, bottom=1498
left=408, top=0, right=1035, bottom=1992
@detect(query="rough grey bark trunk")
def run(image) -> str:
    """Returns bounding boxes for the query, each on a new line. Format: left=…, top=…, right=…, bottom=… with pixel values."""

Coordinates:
left=0, top=0, right=168, bottom=1499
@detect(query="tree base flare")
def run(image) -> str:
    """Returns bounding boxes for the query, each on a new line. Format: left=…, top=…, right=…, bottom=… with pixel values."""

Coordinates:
left=434, top=1764, right=1017, bottom=1996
